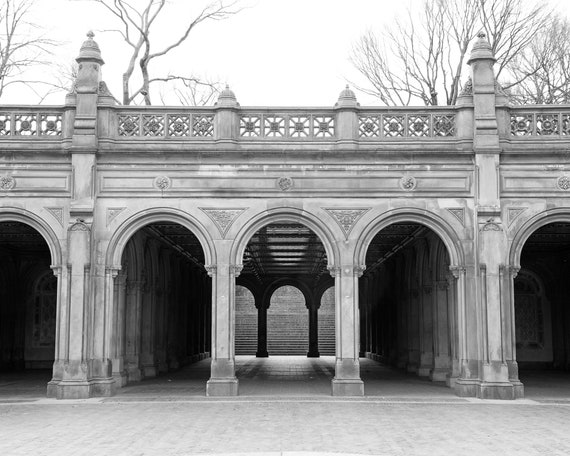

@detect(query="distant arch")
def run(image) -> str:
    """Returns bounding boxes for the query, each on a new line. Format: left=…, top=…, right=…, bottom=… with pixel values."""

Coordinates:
left=230, top=207, right=339, bottom=270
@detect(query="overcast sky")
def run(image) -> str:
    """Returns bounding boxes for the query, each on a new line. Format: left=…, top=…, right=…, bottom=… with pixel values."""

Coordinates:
left=6, top=0, right=570, bottom=106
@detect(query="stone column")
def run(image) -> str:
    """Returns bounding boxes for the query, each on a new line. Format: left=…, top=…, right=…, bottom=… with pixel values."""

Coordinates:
left=446, top=272, right=460, bottom=387
left=462, top=32, right=523, bottom=399
left=140, top=272, right=157, bottom=378
left=206, top=263, right=239, bottom=396
left=359, top=275, right=368, bottom=357
left=504, top=265, right=524, bottom=393
left=255, top=295, right=269, bottom=357
left=125, top=280, right=143, bottom=382
left=330, top=265, right=364, bottom=396
left=51, top=221, right=92, bottom=399
left=430, top=279, right=451, bottom=381
left=418, top=283, right=434, bottom=377
left=307, top=300, right=320, bottom=358
left=111, top=269, right=127, bottom=387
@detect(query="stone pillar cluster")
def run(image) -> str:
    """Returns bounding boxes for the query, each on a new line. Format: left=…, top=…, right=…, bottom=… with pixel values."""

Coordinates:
left=360, top=232, right=456, bottom=385
left=112, top=231, right=211, bottom=386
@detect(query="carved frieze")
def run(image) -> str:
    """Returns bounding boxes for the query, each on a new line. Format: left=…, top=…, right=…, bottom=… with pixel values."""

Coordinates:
left=446, top=207, right=465, bottom=226
left=507, top=207, right=527, bottom=227
left=106, top=207, right=127, bottom=226
left=324, top=208, right=370, bottom=238
left=154, top=175, right=171, bottom=191
left=557, top=176, right=570, bottom=190
left=400, top=175, right=417, bottom=191
left=277, top=177, right=294, bottom=191
left=45, top=207, right=64, bottom=227
left=0, top=175, right=15, bottom=190
left=481, top=222, right=502, bottom=232
left=200, top=208, right=247, bottom=237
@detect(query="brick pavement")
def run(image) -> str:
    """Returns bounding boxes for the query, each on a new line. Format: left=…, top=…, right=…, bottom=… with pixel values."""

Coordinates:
left=1, top=357, right=570, bottom=456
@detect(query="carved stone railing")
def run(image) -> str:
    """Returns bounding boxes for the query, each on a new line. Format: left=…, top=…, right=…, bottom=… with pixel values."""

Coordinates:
left=238, top=109, right=335, bottom=139
left=357, top=108, right=456, bottom=138
left=509, top=106, right=570, bottom=136
left=114, top=107, right=215, bottom=138
left=0, top=107, right=65, bottom=137
left=5, top=103, right=570, bottom=143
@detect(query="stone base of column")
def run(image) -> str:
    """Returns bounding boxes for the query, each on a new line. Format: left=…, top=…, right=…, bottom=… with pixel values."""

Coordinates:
left=445, top=374, right=458, bottom=387
left=53, top=380, right=93, bottom=399
left=90, top=378, right=116, bottom=397
left=454, top=378, right=480, bottom=397
left=331, top=378, right=364, bottom=396
left=142, top=364, right=157, bottom=378
left=429, top=368, right=449, bottom=382
left=112, top=371, right=128, bottom=387
left=406, top=362, right=419, bottom=374
left=126, top=365, right=142, bottom=382
left=477, top=381, right=524, bottom=400
left=206, top=378, right=238, bottom=396
left=418, top=353, right=433, bottom=377
left=256, top=350, right=269, bottom=357
left=332, top=358, right=364, bottom=396
left=307, top=350, right=320, bottom=358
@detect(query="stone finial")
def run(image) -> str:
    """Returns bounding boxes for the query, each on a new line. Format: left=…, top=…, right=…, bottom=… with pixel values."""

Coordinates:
left=335, top=85, right=359, bottom=108
left=215, top=84, right=239, bottom=107
left=76, top=31, right=105, bottom=65
left=467, top=31, right=495, bottom=65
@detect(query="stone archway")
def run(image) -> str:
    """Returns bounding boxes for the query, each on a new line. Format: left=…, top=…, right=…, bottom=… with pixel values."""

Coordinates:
left=105, top=210, right=214, bottom=389
left=0, top=212, right=61, bottom=395
left=354, top=209, right=464, bottom=390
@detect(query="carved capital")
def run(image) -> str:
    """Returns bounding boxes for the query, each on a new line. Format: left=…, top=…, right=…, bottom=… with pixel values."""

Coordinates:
left=205, top=265, right=217, bottom=277
left=105, top=266, right=121, bottom=278
left=327, top=266, right=341, bottom=277
left=353, top=265, right=366, bottom=277
left=229, top=264, right=243, bottom=277
left=509, top=266, right=520, bottom=278
left=449, top=265, right=466, bottom=279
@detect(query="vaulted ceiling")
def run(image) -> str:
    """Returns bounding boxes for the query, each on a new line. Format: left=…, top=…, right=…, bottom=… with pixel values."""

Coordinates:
left=242, top=224, right=328, bottom=281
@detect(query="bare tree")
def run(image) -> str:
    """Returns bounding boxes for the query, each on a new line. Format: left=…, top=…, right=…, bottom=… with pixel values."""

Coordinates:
left=350, top=0, right=551, bottom=106
left=86, top=0, right=239, bottom=105
left=0, top=0, right=56, bottom=100
left=507, top=18, right=570, bottom=104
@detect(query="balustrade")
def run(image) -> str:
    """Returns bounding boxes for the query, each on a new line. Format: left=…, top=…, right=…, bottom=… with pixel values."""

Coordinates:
left=0, top=109, right=64, bottom=136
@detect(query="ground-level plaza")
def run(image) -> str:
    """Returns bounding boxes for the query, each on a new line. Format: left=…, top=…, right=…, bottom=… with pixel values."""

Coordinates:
left=1, top=356, right=570, bottom=455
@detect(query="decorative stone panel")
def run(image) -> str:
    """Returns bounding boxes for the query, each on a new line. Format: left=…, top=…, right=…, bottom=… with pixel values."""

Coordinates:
left=200, top=208, right=247, bottom=237
left=324, top=208, right=370, bottom=238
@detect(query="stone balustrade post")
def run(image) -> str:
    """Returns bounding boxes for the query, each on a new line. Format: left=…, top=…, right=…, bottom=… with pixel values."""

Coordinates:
left=334, top=86, right=359, bottom=145
left=214, top=86, right=240, bottom=147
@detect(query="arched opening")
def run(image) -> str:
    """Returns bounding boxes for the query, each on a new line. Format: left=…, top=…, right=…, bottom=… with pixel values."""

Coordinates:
left=318, top=286, right=335, bottom=356
left=235, top=285, right=256, bottom=355
left=0, top=221, right=56, bottom=388
left=360, top=221, right=457, bottom=394
left=515, top=221, right=570, bottom=396
left=112, top=221, right=211, bottom=387
left=268, top=285, right=308, bottom=355
left=236, top=222, right=335, bottom=394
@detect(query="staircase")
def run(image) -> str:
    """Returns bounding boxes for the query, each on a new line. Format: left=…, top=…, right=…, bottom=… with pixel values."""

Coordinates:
left=234, top=285, right=336, bottom=356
